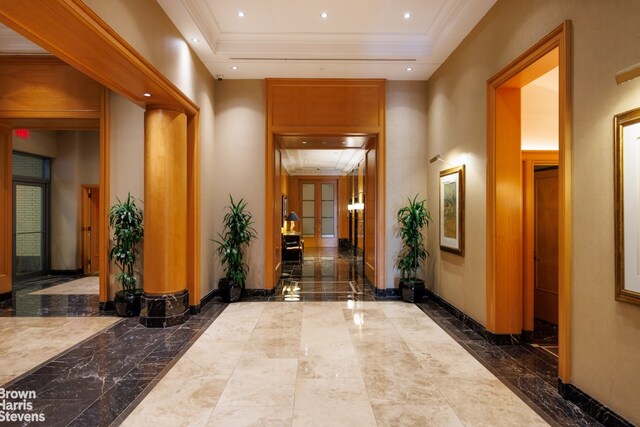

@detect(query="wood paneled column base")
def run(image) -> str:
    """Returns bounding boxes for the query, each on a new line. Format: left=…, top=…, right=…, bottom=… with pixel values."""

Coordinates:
left=139, top=290, right=189, bottom=328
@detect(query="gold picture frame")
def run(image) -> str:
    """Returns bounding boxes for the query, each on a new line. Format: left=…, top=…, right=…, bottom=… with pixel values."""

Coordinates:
left=614, top=107, right=640, bottom=305
left=439, top=165, right=465, bottom=256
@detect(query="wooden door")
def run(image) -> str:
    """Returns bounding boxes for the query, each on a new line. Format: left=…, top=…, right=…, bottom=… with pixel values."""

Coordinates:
left=0, top=126, right=11, bottom=294
left=534, top=168, right=559, bottom=324
left=82, top=185, right=100, bottom=274
left=365, top=148, right=376, bottom=285
left=300, top=179, right=338, bottom=248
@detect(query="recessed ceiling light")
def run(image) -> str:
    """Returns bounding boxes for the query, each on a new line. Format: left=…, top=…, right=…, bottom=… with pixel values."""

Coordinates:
left=192, top=37, right=199, bottom=43
left=321, top=11, right=328, bottom=18
left=143, top=93, right=151, bottom=97
left=342, top=141, right=347, bottom=145
left=237, top=11, right=245, bottom=17
left=322, top=141, right=327, bottom=144
left=231, top=66, right=238, bottom=70
left=406, top=67, right=413, bottom=71
left=302, top=141, right=307, bottom=144
left=403, top=12, right=411, bottom=19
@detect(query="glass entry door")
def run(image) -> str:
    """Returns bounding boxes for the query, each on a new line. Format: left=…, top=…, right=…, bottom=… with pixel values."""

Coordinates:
left=13, top=182, right=48, bottom=281
left=300, top=179, right=338, bottom=247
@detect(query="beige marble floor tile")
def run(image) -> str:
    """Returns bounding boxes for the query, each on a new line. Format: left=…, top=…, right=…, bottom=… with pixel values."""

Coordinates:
left=298, top=340, right=361, bottom=379
left=435, top=376, right=549, bottom=426
left=216, top=358, right=298, bottom=407
left=29, top=276, right=99, bottom=295
left=379, top=301, right=427, bottom=319
left=362, top=362, right=443, bottom=405
left=411, top=341, right=495, bottom=379
left=0, top=376, right=14, bottom=387
left=206, top=406, right=293, bottom=427
left=293, top=378, right=377, bottom=427
left=342, top=308, right=388, bottom=323
left=243, top=329, right=301, bottom=358
left=300, top=320, right=351, bottom=343
left=122, top=376, right=227, bottom=427
left=372, top=402, right=464, bottom=427
left=0, top=317, right=119, bottom=381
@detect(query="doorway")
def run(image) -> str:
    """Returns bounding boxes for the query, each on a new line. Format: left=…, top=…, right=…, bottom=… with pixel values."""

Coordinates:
left=486, top=22, right=572, bottom=381
left=299, top=178, right=338, bottom=248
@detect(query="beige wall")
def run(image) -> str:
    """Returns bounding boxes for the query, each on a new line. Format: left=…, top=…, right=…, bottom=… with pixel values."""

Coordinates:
left=427, top=0, right=640, bottom=422
left=51, top=131, right=99, bottom=270
left=385, top=81, right=429, bottom=288
left=12, top=130, right=58, bottom=158
left=213, top=80, right=266, bottom=289
left=84, top=0, right=217, bottom=297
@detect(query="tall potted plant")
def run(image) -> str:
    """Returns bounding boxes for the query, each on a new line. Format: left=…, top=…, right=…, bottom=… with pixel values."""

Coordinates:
left=109, top=193, right=144, bottom=316
left=214, top=195, right=257, bottom=302
left=396, top=195, right=432, bottom=302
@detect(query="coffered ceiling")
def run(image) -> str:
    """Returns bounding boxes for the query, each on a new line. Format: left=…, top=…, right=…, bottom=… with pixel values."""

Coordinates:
left=157, top=0, right=496, bottom=80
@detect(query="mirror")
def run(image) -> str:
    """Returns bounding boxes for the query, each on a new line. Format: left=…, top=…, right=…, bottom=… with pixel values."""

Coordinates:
left=615, top=107, right=640, bottom=304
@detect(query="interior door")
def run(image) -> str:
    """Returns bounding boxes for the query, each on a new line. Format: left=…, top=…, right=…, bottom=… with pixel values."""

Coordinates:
left=300, top=179, right=338, bottom=248
left=82, top=186, right=100, bottom=274
left=534, top=168, right=559, bottom=324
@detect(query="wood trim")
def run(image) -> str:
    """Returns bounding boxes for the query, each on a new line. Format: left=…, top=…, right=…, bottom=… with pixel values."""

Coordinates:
left=0, top=125, right=11, bottom=294
left=487, top=22, right=572, bottom=381
left=99, top=88, right=109, bottom=303
left=80, top=184, right=100, bottom=273
left=187, top=113, right=201, bottom=306
left=522, top=151, right=559, bottom=331
left=0, top=1, right=198, bottom=116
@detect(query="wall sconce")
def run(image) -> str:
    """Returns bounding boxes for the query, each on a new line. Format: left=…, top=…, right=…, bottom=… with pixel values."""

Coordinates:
left=616, top=63, right=640, bottom=85
left=429, top=154, right=452, bottom=165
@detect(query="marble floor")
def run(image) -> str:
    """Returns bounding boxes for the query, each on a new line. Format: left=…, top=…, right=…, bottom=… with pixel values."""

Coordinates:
left=122, top=301, right=548, bottom=427
left=29, top=276, right=99, bottom=295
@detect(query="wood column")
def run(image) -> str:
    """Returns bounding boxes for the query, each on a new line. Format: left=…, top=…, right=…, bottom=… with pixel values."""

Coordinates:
left=141, top=107, right=189, bottom=327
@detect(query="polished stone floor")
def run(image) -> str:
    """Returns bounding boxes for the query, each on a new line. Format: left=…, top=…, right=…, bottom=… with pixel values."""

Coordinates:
left=0, top=248, right=605, bottom=426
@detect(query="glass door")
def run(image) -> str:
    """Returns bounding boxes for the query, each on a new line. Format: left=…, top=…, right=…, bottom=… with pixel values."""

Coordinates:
left=13, top=182, right=48, bottom=281
left=300, top=179, right=337, bottom=247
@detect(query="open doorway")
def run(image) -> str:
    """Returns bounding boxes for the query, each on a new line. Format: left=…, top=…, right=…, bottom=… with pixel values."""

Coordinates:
left=486, top=22, right=572, bottom=382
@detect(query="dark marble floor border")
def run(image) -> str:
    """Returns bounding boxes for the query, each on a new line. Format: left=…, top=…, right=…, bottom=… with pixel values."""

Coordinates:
left=559, top=380, right=633, bottom=427
left=423, top=288, right=524, bottom=345
left=1, top=301, right=228, bottom=427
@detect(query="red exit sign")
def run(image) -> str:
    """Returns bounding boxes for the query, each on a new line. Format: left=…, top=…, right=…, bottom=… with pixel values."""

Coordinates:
left=14, top=129, right=30, bottom=139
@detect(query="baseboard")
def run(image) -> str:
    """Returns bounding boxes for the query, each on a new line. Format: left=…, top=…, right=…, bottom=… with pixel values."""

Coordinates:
left=422, top=288, right=525, bottom=345
left=50, top=269, right=83, bottom=276
left=375, top=288, right=401, bottom=299
left=558, top=380, right=633, bottom=427
left=99, top=301, right=115, bottom=312
left=0, top=291, right=11, bottom=302
left=244, top=288, right=275, bottom=297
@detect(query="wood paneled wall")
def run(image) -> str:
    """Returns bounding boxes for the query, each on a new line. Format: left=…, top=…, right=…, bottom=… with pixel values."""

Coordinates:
left=0, top=126, right=11, bottom=295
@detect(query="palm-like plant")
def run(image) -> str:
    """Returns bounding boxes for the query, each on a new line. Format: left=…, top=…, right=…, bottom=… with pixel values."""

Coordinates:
left=109, top=193, right=144, bottom=294
left=214, top=195, right=257, bottom=287
left=396, top=195, right=432, bottom=282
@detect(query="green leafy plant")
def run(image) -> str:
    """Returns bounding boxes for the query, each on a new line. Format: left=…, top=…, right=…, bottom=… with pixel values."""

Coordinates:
left=396, top=195, right=432, bottom=282
left=109, top=193, right=144, bottom=294
left=214, top=195, right=257, bottom=287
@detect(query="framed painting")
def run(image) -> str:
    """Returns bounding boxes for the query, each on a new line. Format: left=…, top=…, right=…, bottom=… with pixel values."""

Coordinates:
left=614, top=107, right=640, bottom=305
left=439, top=165, right=465, bottom=256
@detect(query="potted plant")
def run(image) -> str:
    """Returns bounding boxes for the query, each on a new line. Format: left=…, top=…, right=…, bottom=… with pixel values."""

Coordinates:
left=109, top=193, right=144, bottom=316
left=396, top=195, right=432, bottom=302
left=214, top=195, right=257, bottom=302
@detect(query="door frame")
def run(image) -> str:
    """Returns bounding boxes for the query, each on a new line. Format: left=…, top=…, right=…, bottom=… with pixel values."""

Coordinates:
left=486, top=22, right=572, bottom=381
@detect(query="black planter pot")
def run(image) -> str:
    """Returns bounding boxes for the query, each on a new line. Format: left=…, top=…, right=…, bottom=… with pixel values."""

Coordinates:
left=114, top=290, right=142, bottom=317
left=399, top=279, right=425, bottom=303
left=219, top=279, right=243, bottom=303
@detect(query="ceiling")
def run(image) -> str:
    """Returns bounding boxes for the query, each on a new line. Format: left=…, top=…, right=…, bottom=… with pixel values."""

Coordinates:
left=282, top=149, right=366, bottom=176
left=0, top=23, right=47, bottom=54
left=157, top=0, right=496, bottom=80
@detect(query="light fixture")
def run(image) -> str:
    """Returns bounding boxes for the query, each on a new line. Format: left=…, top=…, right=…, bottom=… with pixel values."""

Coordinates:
left=302, top=141, right=307, bottom=144
left=237, top=11, right=245, bottom=17
left=321, top=11, right=328, bottom=18
left=403, top=12, right=411, bottom=19
left=143, top=93, right=151, bottom=97
left=348, top=203, right=364, bottom=211
left=192, top=37, right=199, bottom=43
left=616, top=63, right=640, bottom=84
left=231, top=66, right=238, bottom=70
left=406, top=67, right=413, bottom=71
left=286, top=211, right=300, bottom=232
left=429, top=154, right=451, bottom=165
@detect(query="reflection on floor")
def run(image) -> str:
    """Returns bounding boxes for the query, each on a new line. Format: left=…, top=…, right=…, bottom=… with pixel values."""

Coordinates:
left=122, top=301, right=548, bottom=427
left=29, top=276, right=99, bottom=295
left=1, top=275, right=102, bottom=317
left=532, top=318, right=559, bottom=357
